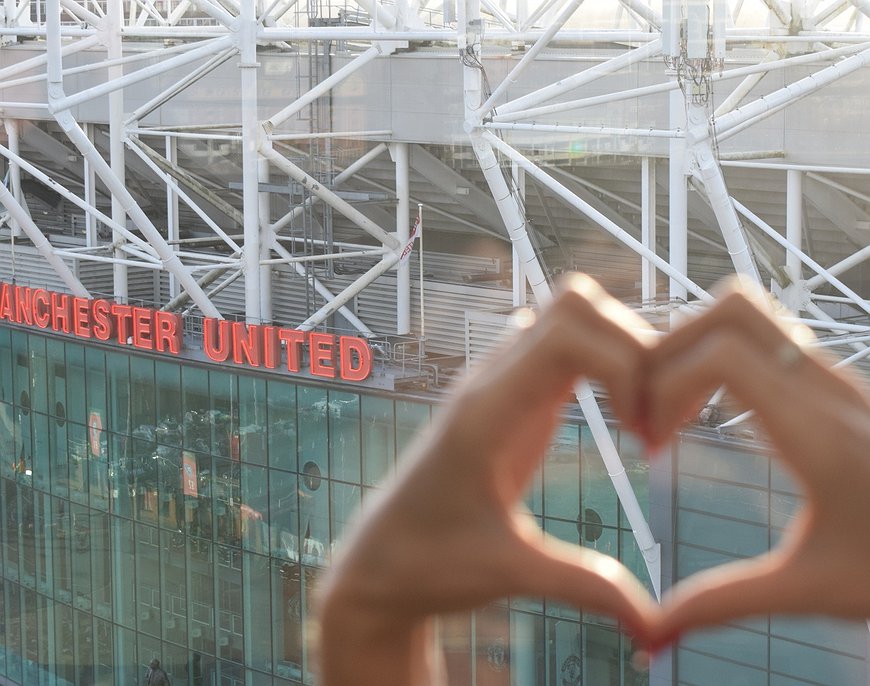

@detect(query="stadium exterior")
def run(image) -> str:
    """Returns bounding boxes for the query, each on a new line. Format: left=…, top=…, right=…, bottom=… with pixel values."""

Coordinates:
left=0, top=0, right=869, bottom=684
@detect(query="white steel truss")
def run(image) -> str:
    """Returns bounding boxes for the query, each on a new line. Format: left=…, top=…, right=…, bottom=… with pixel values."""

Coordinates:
left=3, top=0, right=870, bottom=598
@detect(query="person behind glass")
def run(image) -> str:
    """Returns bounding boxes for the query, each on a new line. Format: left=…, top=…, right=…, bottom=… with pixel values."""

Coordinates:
left=145, top=658, right=171, bottom=686
left=315, top=273, right=870, bottom=685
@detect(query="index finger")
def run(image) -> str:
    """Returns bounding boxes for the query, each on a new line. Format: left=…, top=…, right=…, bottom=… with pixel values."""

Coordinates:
left=644, top=289, right=865, bottom=485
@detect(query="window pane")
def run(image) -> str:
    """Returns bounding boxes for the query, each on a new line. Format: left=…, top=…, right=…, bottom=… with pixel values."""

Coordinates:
left=28, top=335, right=47, bottom=415
left=135, top=522, right=161, bottom=637
left=214, top=456, right=241, bottom=549
left=130, top=356, right=156, bottom=429
left=298, top=465, right=329, bottom=568
left=361, top=395, right=394, bottom=486
left=31, top=412, right=50, bottom=493
left=155, top=360, right=182, bottom=426
left=244, top=552, right=273, bottom=673
left=241, top=464, right=269, bottom=554
left=581, top=426, right=618, bottom=528
left=161, top=529, right=188, bottom=646
left=298, top=385, right=328, bottom=481
left=272, top=559, right=303, bottom=680
left=395, top=399, right=428, bottom=455
left=112, top=517, right=136, bottom=629
left=182, top=366, right=211, bottom=453
left=239, top=375, right=267, bottom=465
left=210, top=370, right=238, bottom=460
left=50, top=408, right=70, bottom=499
left=267, top=380, right=296, bottom=473
left=91, top=510, right=112, bottom=620
left=330, top=481, right=360, bottom=548
left=543, top=424, right=579, bottom=521
left=269, top=470, right=299, bottom=561
left=70, top=503, right=93, bottom=613
left=106, top=351, right=130, bottom=435
left=548, top=617, right=582, bottom=686
left=329, top=390, right=360, bottom=483
left=618, top=430, right=649, bottom=525
left=0, top=326, right=11, bottom=403
left=65, top=343, right=86, bottom=425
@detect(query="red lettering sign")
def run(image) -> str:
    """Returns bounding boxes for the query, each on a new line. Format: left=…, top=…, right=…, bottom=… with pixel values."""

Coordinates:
left=204, top=318, right=231, bottom=362
left=232, top=321, right=261, bottom=366
left=51, top=293, right=72, bottom=333
left=0, top=284, right=11, bottom=322
left=0, top=282, right=374, bottom=383
left=14, top=287, right=33, bottom=325
left=309, top=332, right=336, bottom=378
left=72, top=297, right=91, bottom=338
left=154, top=311, right=181, bottom=354
left=91, top=299, right=113, bottom=340
left=32, top=290, right=50, bottom=328
left=339, top=336, right=373, bottom=381
left=278, top=329, right=306, bottom=372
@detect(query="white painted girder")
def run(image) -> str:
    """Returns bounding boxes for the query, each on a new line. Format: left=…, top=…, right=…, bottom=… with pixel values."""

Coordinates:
left=1, top=0, right=870, bottom=429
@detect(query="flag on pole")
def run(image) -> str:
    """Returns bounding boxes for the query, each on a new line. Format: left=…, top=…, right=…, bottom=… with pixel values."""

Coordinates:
left=399, top=210, right=422, bottom=265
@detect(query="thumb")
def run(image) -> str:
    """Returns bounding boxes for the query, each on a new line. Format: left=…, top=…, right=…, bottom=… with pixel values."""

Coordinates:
left=509, top=532, right=660, bottom=641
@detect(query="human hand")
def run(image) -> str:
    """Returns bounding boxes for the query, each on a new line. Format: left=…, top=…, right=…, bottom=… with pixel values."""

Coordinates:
left=316, top=275, right=662, bottom=686
left=644, top=282, right=870, bottom=647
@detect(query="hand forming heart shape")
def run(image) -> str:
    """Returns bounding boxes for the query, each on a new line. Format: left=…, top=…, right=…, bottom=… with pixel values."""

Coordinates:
left=315, top=274, right=870, bottom=686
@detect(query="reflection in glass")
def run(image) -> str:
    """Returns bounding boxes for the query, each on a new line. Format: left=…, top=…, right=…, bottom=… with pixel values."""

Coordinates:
left=329, top=390, right=360, bottom=484
left=267, top=380, right=296, bottom=472
left=362, top=396, right=394, bottom=485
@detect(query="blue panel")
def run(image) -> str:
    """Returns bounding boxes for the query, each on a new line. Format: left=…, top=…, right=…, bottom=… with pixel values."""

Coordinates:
left=678, top=439, right=769, bottom=489
left=677, top=510, right=769, bottom=558
left=770, top=636, right=867, bottom=684
left=678, top=647, right=768, bottom=686
left=678, top=472, right=768, bottom=525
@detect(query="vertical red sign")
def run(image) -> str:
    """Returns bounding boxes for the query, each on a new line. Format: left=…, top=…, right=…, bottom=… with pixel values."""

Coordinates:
left=88, top=410, right=103, bottom=457
left=182, top=451, right=198, bottom=497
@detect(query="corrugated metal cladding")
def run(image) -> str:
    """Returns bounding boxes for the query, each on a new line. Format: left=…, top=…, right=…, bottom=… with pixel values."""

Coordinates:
left=465, top=309, right=512, bottom=368
left=0, top=243, right=524, bottom=358
left=0, top=244, right=171, bottom=305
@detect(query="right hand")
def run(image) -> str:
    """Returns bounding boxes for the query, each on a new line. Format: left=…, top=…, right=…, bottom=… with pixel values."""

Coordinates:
left=644, top=283, right=870, bottom=645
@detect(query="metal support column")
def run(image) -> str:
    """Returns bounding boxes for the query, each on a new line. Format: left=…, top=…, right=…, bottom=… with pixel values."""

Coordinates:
left=393, top=141, right=411, bottom=334
left=786, top=169, right=803, bottom=283
left=108, top=0, right=127, bottom=301
left=166, top=135, right=180, bottom=298
left=259, top=156, right=273, bottom=322
left=642, top=156, right=657, bottom=304
left=511, top=161, right=527, bottom=307
left=84, top=123, right=97, bottom=247
left=669, top=87, right=688, bottom=303
left=4, top=119, right=22, bottom=238
left=240, top=0, right=262, bottom=323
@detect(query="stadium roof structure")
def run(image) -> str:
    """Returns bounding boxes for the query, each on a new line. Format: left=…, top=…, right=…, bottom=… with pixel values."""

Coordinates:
left=2, top=0, right=870, bottom=595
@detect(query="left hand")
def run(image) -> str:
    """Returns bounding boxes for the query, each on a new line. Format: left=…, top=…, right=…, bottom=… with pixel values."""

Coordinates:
left=315, top=275, right=662, bottom=686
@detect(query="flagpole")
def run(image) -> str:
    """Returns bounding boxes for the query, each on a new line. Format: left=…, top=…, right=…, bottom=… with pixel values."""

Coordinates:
left=418, top=203, right=425, bottom=341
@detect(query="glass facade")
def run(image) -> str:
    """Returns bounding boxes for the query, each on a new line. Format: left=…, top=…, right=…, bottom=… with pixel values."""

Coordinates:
left=0, top=324, right=866, bottom=686
left=673, top=439, right=869, bottom=685
left=0, top=325, right=652, bottom=686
